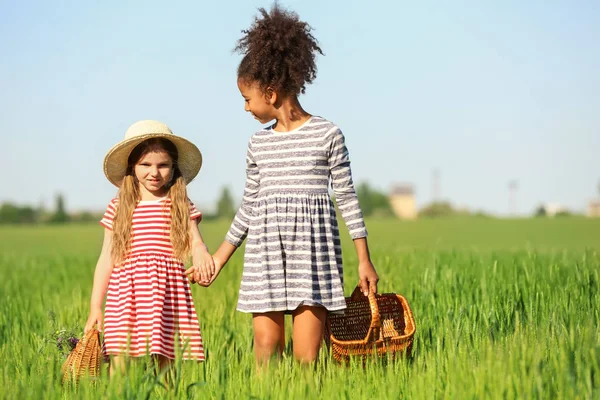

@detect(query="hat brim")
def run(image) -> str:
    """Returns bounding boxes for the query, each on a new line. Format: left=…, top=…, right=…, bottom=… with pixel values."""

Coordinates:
left=103, top=133, right=202, bottom=187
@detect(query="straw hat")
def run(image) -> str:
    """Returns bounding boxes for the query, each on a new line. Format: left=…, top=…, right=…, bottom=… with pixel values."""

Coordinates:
left=103, top=120, right=202, bottom=187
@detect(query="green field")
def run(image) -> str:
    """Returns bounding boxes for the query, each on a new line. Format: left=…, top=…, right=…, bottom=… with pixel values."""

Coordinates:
left=1, top=218, right=599, bottom=399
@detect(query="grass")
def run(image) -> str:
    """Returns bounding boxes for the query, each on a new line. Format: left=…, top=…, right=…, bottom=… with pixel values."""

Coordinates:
left=0, top=217, right=599, bottom=399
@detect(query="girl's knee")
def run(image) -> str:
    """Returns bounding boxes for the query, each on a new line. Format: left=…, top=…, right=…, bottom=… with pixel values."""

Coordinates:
left=293, top=345, right=320, bottom=363
left=254, top=333, right=282, bottom=352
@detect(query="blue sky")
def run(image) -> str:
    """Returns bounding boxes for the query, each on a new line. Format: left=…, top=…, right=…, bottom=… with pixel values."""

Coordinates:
left=2, top=0, right=598, bottom=216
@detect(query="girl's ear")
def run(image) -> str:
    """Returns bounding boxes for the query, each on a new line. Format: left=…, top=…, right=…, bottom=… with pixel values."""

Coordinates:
left=265, top=87, right=277, bottom=105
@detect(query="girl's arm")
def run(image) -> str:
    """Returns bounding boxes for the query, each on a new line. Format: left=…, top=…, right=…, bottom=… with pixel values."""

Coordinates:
left=354, top=237, right=379, bottom=295
left=208, top=241, right=237, bottom=284
left=224, top=139, right=260, bottom=249
left=327, top=128, right=379, bottom=294
left=209, top=139, right=260, bottom=283
left=186, top=221, right=215, bottom=285
left=84, top=228, right=114, bottom=333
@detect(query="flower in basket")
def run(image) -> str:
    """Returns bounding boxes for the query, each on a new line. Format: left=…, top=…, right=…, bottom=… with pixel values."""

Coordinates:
left=47, top=311, right=81, bottom=358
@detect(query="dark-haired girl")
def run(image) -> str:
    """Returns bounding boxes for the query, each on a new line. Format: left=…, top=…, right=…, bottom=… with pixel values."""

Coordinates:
left=208, top=4, right=379, bottom=364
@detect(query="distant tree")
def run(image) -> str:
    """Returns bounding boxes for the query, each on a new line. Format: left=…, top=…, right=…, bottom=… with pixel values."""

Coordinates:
left=216, top=186, right=236, bottom=219
left=18, top=206, right=37, bottom=223
left=356, top=182, right=375, bottom=216
left=534, top=205, right=546, bottom=217
left=49, top=194, right=69, bottom=223
left=370, top=207, right=395, bottom=218
left=356, top=182, right=392, bottom=217
left=0, top=203, right=38, bottom=224
left=371, top=191, right=392, bottom=214
left=0, top=203, right=20, bottom=224
left=419, top=201, right=456, bottom=218
left=473, top=210, right=493, bottom=218
left=72, top=211, right=97, bottom=223
left=555, top=210, right=573, bottom=217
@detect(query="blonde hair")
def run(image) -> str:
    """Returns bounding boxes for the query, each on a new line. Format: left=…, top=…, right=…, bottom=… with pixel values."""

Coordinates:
left=111, top=138, right=193, bottom=264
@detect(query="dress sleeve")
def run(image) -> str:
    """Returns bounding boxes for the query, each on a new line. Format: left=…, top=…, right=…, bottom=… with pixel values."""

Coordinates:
left=225, top=138, right=260, bottom=247
left=99, top=198, right=118, bottom=230
left=189, top=199, right=202, bottom=221
left=327, top=128, right=368, bottom=239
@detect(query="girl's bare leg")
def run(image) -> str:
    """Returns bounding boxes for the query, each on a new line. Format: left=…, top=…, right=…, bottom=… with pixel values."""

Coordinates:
left=109, top=355, right=126, bottom=378
left=252, top=312, right=285, bottom=365
left=291, top=306, right=327, bottom=363
left=154, top=354, right=173, bottom=372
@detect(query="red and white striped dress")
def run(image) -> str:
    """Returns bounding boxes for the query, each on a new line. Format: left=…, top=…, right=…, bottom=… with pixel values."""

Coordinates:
left=100, top=197, right=204, bottom=361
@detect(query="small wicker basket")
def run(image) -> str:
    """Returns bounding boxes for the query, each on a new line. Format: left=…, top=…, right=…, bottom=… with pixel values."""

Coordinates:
left=325, top=286, right=416, bottom=362
left=61, top=328, right=104, bottom=386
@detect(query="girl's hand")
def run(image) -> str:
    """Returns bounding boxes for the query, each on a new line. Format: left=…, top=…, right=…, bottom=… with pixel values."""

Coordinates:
left=84, top=308, right=103, bottom=333
left=186, top=249, right=215, bottom=284
left=208, top=255, right=226, bottom=284
left=196, top=255, right=225, bottom=287
left=195, top=242, right=235, bottom=287
left=358, top=260, right=379, bottom=296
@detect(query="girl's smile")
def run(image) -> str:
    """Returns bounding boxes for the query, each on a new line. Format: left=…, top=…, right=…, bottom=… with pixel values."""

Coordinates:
left=238, top=79, right=276, bottom=124
left=134, top=150, right=174, bottom=198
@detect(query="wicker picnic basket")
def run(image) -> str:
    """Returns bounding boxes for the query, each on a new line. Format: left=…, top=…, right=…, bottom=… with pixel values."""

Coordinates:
left=61, top=328, right=104, bottom=386
left=326, top=286, right=416, bottom=362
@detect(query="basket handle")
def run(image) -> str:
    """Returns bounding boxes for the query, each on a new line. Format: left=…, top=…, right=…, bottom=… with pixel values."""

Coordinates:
left=350, top=286, right=381, bottom=342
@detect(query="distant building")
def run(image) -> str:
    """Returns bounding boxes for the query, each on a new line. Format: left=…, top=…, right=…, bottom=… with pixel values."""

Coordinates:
left=389, top=184, right=417, bottom=220
left=587, top=200, right=600, bottom=217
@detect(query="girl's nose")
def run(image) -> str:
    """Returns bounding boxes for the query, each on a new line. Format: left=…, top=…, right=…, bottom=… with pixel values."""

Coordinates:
left=244, top=103, right=250, bottom=112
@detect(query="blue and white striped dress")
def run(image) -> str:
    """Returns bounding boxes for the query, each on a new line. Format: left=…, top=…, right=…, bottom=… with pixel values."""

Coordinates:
left=226, top=116, right=368, bottom=313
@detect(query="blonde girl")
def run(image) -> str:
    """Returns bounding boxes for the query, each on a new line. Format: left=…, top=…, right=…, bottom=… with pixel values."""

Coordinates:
left=84, top=120, right=213, bottom=373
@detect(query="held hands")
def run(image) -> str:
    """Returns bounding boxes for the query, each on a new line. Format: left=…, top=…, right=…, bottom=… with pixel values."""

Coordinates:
left=200, top=255, right=225, bottom=287
left=186, top=255, right=224, bottom=287
left=187, top=242, right=235, bottom=287
left=186, top=245, right=215, bottom=285
left=358, top=260, right=379, bottom=296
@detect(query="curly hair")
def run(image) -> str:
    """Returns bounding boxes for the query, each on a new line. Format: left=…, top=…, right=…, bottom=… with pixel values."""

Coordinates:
left=235, top=3, right=323, bottom=96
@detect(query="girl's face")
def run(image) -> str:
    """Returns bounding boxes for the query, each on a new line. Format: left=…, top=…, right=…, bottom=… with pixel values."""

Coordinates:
left=134, top=149, right=174, bottom=198
left=238, top=78, right=276, bottom=124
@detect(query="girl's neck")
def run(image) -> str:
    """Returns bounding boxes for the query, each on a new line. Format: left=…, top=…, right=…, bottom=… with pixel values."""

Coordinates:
left=139, top=186, right=168, bottom=201
left=272, top=96, right=311, bottom=132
